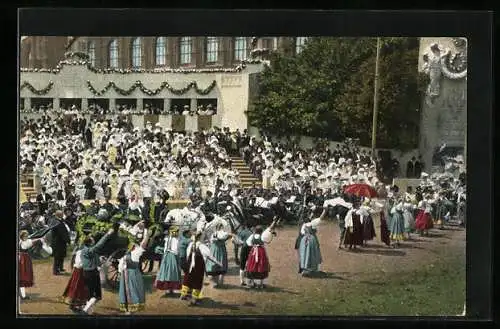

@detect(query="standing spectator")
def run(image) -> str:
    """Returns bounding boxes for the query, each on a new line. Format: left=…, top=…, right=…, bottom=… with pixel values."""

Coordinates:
left=414, top=155, right=424, bottom=179
left=49, top=210, right=71, bottom=275
left=36, top=186, right=52, bottom=215
left=406, top=156, right=416, bottom=178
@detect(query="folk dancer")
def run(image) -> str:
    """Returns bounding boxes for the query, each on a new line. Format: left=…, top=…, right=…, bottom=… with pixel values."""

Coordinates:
left=415, top=197, right=434, bottom=236
left=180, top=231, right=223, bottom=306
left=299, top=208, right=327, bottom=276
left=19, top=231, right=52, bottom=301
left=154, top=226, right=182, bottom=296
left=205, top=223, right=232, bottom=288
left=79, top=228, right=114, bottom=315
left=360, top=200, right=376, bottom=246
left=343, top=201, right=364, bottom=250
left=233, top=223, right=253, bottom=286
left=245, top=219, right=278, bottom=289
left=389, top=202, right=406, bottom=247
left=403, top=202, right=416, bottom=240
left=118, top=224, right=151, bottom=314
left=61, top=247, right=88, bottom=313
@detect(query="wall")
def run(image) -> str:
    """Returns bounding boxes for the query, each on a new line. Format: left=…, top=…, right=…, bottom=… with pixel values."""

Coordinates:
left=418, top=37, right=467, bottom=171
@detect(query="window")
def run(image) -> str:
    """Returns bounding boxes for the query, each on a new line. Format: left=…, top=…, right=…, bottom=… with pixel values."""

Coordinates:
left=206, top=37, right=218, bottom=63
left=108, top=39, right=119, bottom=68
left=131, top=37, right=143, bottom=68
left=262, top=38, right=272, bottom=49
left=88, top=41, right=96, bottom=66
left=179, top=37, right=192, bottom=65
left=234, top=37, right=247, bottom=61
left=296, top=37, right=308, bottom=54
left=155, top=37, right=166, bottom=66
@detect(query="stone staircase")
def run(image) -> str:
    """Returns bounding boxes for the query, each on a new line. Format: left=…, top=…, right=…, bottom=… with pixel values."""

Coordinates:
left=230, top=156, right=262, bottom=189
left=20, top=172, right=36, bottom=202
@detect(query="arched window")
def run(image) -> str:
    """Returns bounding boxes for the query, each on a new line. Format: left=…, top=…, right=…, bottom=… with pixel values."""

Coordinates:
left=108, top=39, right=119, bottom=68
left=88, top=41, right=96, bottom=66
left=234, top=37, right=247, bottom=61
left=296, top=37, right=308, bottom=54
left=206, top=37, right=218, bottom=63
left=131, top=37, right=143, bottom=68
left=155, top=37, right=166, bottom=66
left=179, top=37, right=192, bottom=65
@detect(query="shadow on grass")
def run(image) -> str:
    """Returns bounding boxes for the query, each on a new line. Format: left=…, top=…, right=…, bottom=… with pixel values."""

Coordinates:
left=215, top=283, right=245, bottom=290
left=22, top=293, right=61, bottom=305
left=159, top=292, right=181, bottom=298
left=397, top=243, right=425, bottom=250
left=355, top=248, right=406, bottom=257
left=196, top=297, right=240, bottom=310
left=303, top=271, right=347, bottom=281
left=252, top=285, right=300, bottom=295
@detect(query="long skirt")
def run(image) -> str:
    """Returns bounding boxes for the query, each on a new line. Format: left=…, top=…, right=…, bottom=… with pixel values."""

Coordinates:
left=299, top=234, right=322, bottom=273
left=344, top=217, right=363, bottom=247
left=119, top=268, right=146, bottom=313
left=245, top=246, right=270, bottom=280
left=380, top=212, right=391, bottom=246
left=239, top=245, right=250, bottom=271
left=154, top=252, right=182, bottom=290
left=294, top=233, right=303, bottom=250
left=362, top=217, right=376, bottom=241
left=19, top=252, right=34, bottom=287
left=389, top=212, right=405, bottom=241
left=62, top=268, right=89, bottom=307
left=403, top=210, right=416, bottom=233
left=183, top=252, right=206, bottom=291
left=205, top=241, right=228, bottom=276
left=83, top=269, right=102, bottom=300
left=415, top=210, right=433, bottom=230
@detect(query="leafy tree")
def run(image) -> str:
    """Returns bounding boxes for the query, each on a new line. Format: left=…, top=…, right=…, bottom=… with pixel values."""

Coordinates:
left=248, top=37, right=427, bottom=151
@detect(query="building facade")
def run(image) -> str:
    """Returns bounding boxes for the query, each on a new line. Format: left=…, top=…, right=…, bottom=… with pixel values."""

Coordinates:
left=19, top=36, right=309, bottom=131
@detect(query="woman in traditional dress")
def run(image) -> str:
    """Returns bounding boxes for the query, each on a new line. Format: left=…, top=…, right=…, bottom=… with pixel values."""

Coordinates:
left=61, top=247, right=88, bottom=312
left=343, top=202, right=364, bottom=250
left=180, top=231, right=222, bottom=306
left=360, top=200, right=376, bottom=246
left=205, top=223, right=232, bottom=288
left=389, top=201, right=405, bottom=246
left=108, top=143, right=117, bottom=165
left=118, top=223, right=151, bottom=314
left=18, top=231, right=52, bottom=300
left=415, top=197, right=434, bottom=236
left=298, top=208, right=327, bottom=276
left=245, top=219, right=278, bottom=289
left=154, top=227, right=182, bottom=296
left=379, top=206, right=391, bottom=247
left=403, top=202, right=416, bottom=240
left=234, top=223, right=253, bottom=286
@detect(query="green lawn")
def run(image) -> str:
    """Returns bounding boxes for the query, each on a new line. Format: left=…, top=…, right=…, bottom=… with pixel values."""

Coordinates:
left=264, top=254, right=466, bottom=316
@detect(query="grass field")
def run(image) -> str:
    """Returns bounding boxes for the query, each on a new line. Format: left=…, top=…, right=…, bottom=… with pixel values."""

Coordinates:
left=22, top=222, right=466, bottom=316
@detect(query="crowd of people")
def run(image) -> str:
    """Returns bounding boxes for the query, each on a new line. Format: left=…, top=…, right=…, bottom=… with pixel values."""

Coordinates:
left=20, top=103, right=218, bottom=116
left=18, top=112, right=467, bottom=315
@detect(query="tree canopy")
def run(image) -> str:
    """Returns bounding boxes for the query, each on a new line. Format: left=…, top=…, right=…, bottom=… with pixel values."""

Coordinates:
left=247, top=37, right=428, bottom=151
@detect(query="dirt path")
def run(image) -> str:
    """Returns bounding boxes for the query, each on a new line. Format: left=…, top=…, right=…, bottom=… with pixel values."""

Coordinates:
left=19, top=220, right=466, bottom=316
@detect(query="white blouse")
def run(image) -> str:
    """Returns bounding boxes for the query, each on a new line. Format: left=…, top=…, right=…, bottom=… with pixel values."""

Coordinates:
left=163, top=236, right=179, bottom=255
left=19, top=239, right=33, bottom=250
left=246, top=228, right=273, bottom=246
left=73, top=250, right=83, bottom=268
left=210, top=230, right=229, bottom=243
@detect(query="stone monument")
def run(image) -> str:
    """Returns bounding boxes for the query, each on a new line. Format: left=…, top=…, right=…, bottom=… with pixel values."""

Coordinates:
left=418, top=37, right=467, bottom=172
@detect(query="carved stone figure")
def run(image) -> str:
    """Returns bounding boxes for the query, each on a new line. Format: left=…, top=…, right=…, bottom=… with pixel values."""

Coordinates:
left=421, top=39, right=467, bottom=104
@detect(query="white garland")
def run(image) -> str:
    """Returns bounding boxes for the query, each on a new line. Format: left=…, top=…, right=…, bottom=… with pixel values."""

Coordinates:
left=20, top=59, right=264, bottom=75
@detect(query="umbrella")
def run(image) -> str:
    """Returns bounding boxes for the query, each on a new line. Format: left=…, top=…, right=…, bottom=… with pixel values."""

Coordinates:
left=343, top=183, right=378, bottom=198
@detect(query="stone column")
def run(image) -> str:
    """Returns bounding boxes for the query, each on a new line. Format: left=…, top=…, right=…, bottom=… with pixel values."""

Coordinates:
left=81, top=98, right=88, bottom=111
left=190, top=98, right=197, bottom=112
left=53, top=98, right=60, bottom=110
left=185, top=114, right=198, bottom=133
left=109, top=98, right=116, bottom=112
left=24, top=98, right=31, bottom=111
left=163, top=98, right=171, bottom=113
left=137, top=98, right=143, bottom=113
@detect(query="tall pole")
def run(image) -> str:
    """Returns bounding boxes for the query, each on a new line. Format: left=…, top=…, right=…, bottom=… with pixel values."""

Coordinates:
left=371, top=37, right=381, bottom=157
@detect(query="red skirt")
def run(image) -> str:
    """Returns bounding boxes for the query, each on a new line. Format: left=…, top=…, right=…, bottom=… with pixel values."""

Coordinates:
left=245, top=246, right=270, bottom=280
left=415, top=210, right=433, bottom=230
left=155, top=281, right=182, bottom=290
left=62, top=268, right=89, bottom=307
left=19, top=252, right=34, bottom=287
